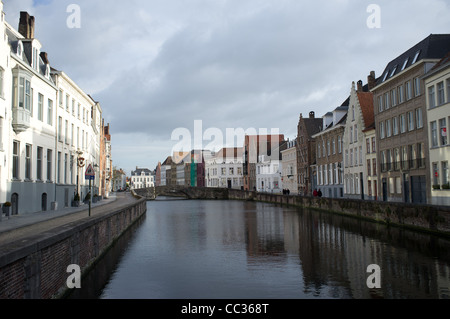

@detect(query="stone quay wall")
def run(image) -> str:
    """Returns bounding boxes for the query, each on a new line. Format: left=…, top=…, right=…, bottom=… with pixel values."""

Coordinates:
left=0, top=197, right=147, bottom=299
left=227, top=190, right=450, bottom=237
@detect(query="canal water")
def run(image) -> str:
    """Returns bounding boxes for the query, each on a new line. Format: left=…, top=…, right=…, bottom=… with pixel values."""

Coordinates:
left=69, top=198, right=450, bottom=299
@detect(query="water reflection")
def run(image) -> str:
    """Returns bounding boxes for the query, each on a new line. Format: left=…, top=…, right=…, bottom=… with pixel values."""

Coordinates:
left=70, top=199, right=450, bottom=299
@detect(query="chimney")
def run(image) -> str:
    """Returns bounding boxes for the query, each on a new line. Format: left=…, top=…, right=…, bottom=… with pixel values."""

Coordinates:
left=309, top=111, right=315, bottom=119
left=368, top=71, right=376, bottom=90
left=19, top=12, right=35, bottom=39
left=357, top=80, right=363, bottom=92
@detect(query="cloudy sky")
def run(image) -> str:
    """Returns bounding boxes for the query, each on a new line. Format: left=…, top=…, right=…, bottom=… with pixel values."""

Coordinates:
left=3, top=0, right=450, bottom=174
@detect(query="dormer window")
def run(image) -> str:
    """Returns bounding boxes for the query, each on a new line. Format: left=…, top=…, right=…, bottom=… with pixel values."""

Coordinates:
left=32, top=47, right=40, bottom=71
left=382, top=71, right=389, bottom=82
left=17, top=40, right=23, bottom=58
left=412, top=50, right=421, bottom=64
left=45, top=64, right=50, bottom=79
left=390, top=66, right=397, bottom=78
left=401, top=58, right=409, bottom=71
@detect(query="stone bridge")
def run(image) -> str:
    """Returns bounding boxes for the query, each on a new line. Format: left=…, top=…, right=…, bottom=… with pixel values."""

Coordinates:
left=132, top=186, right=230, bottom=200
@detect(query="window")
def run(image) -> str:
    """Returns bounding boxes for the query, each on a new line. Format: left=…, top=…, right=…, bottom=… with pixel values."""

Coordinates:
left=390, top=66, right=397, bottom=78
left=339, top=135, right=343, bottom=154
left=78, top=104, right=81, bottom=119
left=386, top=149, right=392, bottom=171
left=393, top=116, right=399, bottom=135
left=407, top=112, right=414, bottom=131
left=417, top=143, right=425, bottom=168
left=359, top=146, right=363, bottom=165
left=440, top=118, right=448, bottom=146
left=59, top=90, right=63, bottom=107
left=366, top=138, right=371, bottom=154
left=391, top=89, right=397, bottom=106
left=66, top=94, right=70, bottom=112
left=71, top=124, right=74, bottom=146
left=438, top=82, right=445, bottom=106
left=405, top=81, right=412, bottom=100
left=416, top=108, right=423, bottom=129
left=412, top=50, right=421, bottom=64
left=65, top=120, right=68, bottom=144
left=443, top=162, right=449, bottom=186
left=352, top=106, right=355, bottom=121
left=350, top=149, right=354, bottom=167
left=47, top=149, right=52, bottom=181
left=372, top=158, right=377, bottom=176
left=57, top=152, right=61, bottom=184
left=327, top=140, right=331, bottom=156
left=350, top=127, right=353, bottom=144
left=401, top=146, right=408, bottom=170
left=332, top=138, right=336, bottom=155
left=317, top=143, right=321, bottom=158
left=367, top=160, right=372, bottom=176
left=447, top=79, right=450, bottom=103
left=378, top=96, right=383, bottom=112
left=394, top=148, right=400, bottom=171
left=58, top=117, right=63, bottom=142
left=372, top=137, right=376, bottom=153
left=398, top=85, right=404, bottom=104
left=13, top=141, right=20, bottom=179
left=345, top=150, right=348, bottom=167
left=47, top=99, right=53, bottom=126
left=384, top=93, right=390, bottom=110
left=354, top=125, right=358, bottom=142
left=429, top=86, right=436, bottom=108
left=380, top=121, right=385, bottom=139
left=72, top=99, right=76, bottom=116
left=400, top=114, right=406, bottom=133
left=0, top=67, right=4, bottom=98
left=414, top=77, right=421, bottom=97
left=386, top=119, right=392, bottom=137
left=38, top=93, right=44, bottom=121
left=37, top=147, right=43, bottom=181
left=401, top=58, right=409, bottom=71
left=25, top=144, right=32, bottom=180
left=433, top=163, right=439, bottom=186
left=13, top=76, right=31, bottom=110
left=355, top=148, right=358, bottom=166
left=64, top=154, right=68, bottom=184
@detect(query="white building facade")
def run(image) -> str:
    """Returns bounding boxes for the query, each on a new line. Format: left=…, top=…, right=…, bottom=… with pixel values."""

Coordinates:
left=424, top=54, right=450, bottom=206
left=130, top=167, right=154, bottom=190
left=205, top=148, right=244, bottom=189
left=256, top=155, right=282, bottom=194
left=1, top=8, right=105, bottom=215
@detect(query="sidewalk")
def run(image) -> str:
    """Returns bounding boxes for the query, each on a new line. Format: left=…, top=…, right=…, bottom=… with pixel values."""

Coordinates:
left=0, top=193, right=118, bottom=235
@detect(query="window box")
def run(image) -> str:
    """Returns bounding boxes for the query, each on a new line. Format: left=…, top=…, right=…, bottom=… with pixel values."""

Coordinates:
left=442, top=184, right=450, bottom=190
left=432, top=184, right=441, bottom=190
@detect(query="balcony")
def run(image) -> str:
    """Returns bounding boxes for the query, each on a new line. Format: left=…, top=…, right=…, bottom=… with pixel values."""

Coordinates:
left=12, top=108, right=31, bottom=133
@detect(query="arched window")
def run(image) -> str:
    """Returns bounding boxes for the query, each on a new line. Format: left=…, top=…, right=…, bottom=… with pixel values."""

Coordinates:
left=42, top=193, right=48, bottom=212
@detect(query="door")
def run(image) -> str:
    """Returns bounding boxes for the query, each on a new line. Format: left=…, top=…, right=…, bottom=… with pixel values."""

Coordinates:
left=360, top=172, right=365, bottom=200
left=64, top=188, right=69, bottom=207
left=403, top=174, right=410, bottom=203
left=42, top=193, right=48, bottom=211
left=11, top=193, right=19, bottom=215
left=382, top=178, right=387, bottom=202
left=411, top=176, right=426, bottom=204
left=227, top=179, right=232, bottom=189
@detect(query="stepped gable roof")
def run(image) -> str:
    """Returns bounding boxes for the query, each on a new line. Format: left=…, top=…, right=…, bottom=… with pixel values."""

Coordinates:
left=162, top=156, right=174, bottom=166
left=377, top=34, right=450, bottom=86
left=357, top=92, right=375, bottom=129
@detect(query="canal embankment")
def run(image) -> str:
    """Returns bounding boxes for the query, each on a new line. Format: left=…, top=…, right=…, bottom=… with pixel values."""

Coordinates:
left=228, top=190, right=450, bottom=238
left=0, top=193, right=147, bottom=299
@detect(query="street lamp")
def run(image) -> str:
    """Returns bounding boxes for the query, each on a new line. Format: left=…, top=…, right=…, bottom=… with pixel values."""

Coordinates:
left=76, top=151, right=85, bottom=202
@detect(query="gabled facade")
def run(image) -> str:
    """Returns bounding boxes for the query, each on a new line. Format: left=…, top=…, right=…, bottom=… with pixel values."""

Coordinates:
left=372, top=34, right=450, bottom=204
left=312, top=107, right=347, bottom=198
left=281, top=139, right=298, bottom=195
left=296, top=112, right=323, bottom=196
left=343, top=76, right=376, bottom=200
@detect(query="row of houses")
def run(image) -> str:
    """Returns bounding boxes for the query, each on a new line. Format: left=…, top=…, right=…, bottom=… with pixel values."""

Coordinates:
left=146, top=34, right=450, bottom=206
left=0, top=5, right=113, bottom=215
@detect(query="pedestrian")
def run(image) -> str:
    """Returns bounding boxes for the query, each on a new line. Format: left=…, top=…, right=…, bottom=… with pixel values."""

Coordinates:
left=318, top=189, right=322, bottom=197
left=287, top=189, right=290, bottom=195
left=313, top=189, right=318, bottom=197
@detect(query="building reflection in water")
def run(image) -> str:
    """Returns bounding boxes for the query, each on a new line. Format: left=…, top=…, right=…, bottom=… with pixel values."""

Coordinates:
left=242, top=203, right=450, bottom=299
